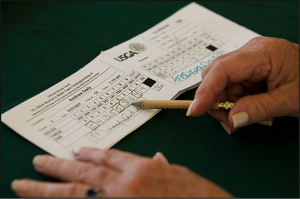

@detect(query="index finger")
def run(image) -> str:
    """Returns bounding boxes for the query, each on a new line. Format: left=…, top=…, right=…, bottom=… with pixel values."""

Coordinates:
left=73, top=147, right=149, bottom=171
left=12, top=179, right=89, bottom=198
left=32, top=155, right=120, bottom=188
left=191, top=39, right=271, bottom=117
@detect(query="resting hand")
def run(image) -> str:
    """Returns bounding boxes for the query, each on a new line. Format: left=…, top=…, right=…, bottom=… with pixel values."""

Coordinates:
left=11, top=147, right=232, bottom=197
left=187, top=37, right=299, bottom=133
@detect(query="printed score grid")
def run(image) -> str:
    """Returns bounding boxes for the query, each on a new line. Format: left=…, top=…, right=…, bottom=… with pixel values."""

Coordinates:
left=140, top=29, right=228, bottom=83
left=43, top=69, right=164, bottom=147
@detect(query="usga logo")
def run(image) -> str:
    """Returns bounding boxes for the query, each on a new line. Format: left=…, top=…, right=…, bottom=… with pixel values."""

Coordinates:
left=114, top=43, right=147, bottom=62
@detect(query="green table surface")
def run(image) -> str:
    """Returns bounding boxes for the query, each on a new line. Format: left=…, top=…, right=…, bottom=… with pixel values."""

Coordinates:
left=1, top=1, right=299, bottom=198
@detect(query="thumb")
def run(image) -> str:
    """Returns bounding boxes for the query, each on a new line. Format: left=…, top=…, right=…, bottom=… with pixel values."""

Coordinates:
left=229, top=85, right=298, bottom=128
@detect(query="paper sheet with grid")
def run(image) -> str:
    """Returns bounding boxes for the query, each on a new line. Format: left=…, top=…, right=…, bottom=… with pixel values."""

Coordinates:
left=1, top=2, right=260, bottom=159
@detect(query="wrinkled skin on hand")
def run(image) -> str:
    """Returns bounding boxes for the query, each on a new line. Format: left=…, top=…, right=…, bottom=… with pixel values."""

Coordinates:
left=12, top=147, right=232, bottom=197
left=191, top=37, right=299, bottom=132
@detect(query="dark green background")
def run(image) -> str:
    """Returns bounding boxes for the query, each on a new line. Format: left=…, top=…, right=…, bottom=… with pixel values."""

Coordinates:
left=1, top=1, right=299, bottom=198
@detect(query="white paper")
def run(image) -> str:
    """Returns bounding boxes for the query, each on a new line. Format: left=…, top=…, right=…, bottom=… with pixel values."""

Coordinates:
left=1, top=2, right=260, bottom=159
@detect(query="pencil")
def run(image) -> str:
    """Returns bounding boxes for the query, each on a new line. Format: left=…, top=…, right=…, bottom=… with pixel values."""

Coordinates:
left=131, top=100, right=234, bottom=110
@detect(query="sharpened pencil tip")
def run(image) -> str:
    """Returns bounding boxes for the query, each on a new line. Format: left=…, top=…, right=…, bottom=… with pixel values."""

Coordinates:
left=131, top=100, right=144, bottom=108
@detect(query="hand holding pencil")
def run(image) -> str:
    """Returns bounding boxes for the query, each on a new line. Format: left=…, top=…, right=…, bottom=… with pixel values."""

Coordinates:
left=188, top=37, right=298, bottom=135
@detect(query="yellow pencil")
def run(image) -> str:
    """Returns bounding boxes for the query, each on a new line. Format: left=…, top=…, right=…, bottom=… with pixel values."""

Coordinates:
left=131, top=100, right=234, bottom=110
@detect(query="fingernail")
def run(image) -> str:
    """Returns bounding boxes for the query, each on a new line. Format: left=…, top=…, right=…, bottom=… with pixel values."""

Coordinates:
left=73, top=147, right=82, bottom=155
left=258, top=121, right=272, bottom=126
left=220, top=122, right=232, bottom=135
left=232, top=111, right=249, bottom=128
left=186, top=100, right=196, bottom=116
left=155, top=152, right=169, bottom=164
left=33, top=155, right=49, bottom=167
left=11, top=180, right=30, bottom=192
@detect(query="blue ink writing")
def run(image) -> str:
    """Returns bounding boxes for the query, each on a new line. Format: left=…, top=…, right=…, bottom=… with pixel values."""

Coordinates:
left=171, top=55, right=222, bottom=83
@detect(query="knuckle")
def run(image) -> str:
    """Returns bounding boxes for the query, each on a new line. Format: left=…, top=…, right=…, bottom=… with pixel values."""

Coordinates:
left=136, top=158, right=156, bottom=171
left=122, top=159, right=159, bottom=190
left=257, top=37, right=289, bottom=52
left=249, top=36, right=269, bottom=46
left=212, top=55, right=226, bottom=67
left=251, top=97, right=270, bottom=120
left=123, top=175, right=143, bottom=191
left=208, top=56, right=228, bottom=75
left=233, top=49, right=249, bottom=60
left=32, top=182, right=47, bottom=197
left=105, top=148, right=119, bottom=156
left=213, top=56, right=239, bottom=77
left=204, top=52, right=226, bottom=71
left=65, top=183, right=81, bottom=197
left=247, top=37, right=273, bottom=50
left=94, top=167, right=110, bottom=180
left=246, top=37, right=295, bottom=57
left=260, top=38, right=277, bottom=49
left=98, top=149, right=117, bottom=164
left=250, top=36, right=261, bottom=43
left=81, top=147, right=94, bottom=155
left=74, top=163, right=95, bottom=182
